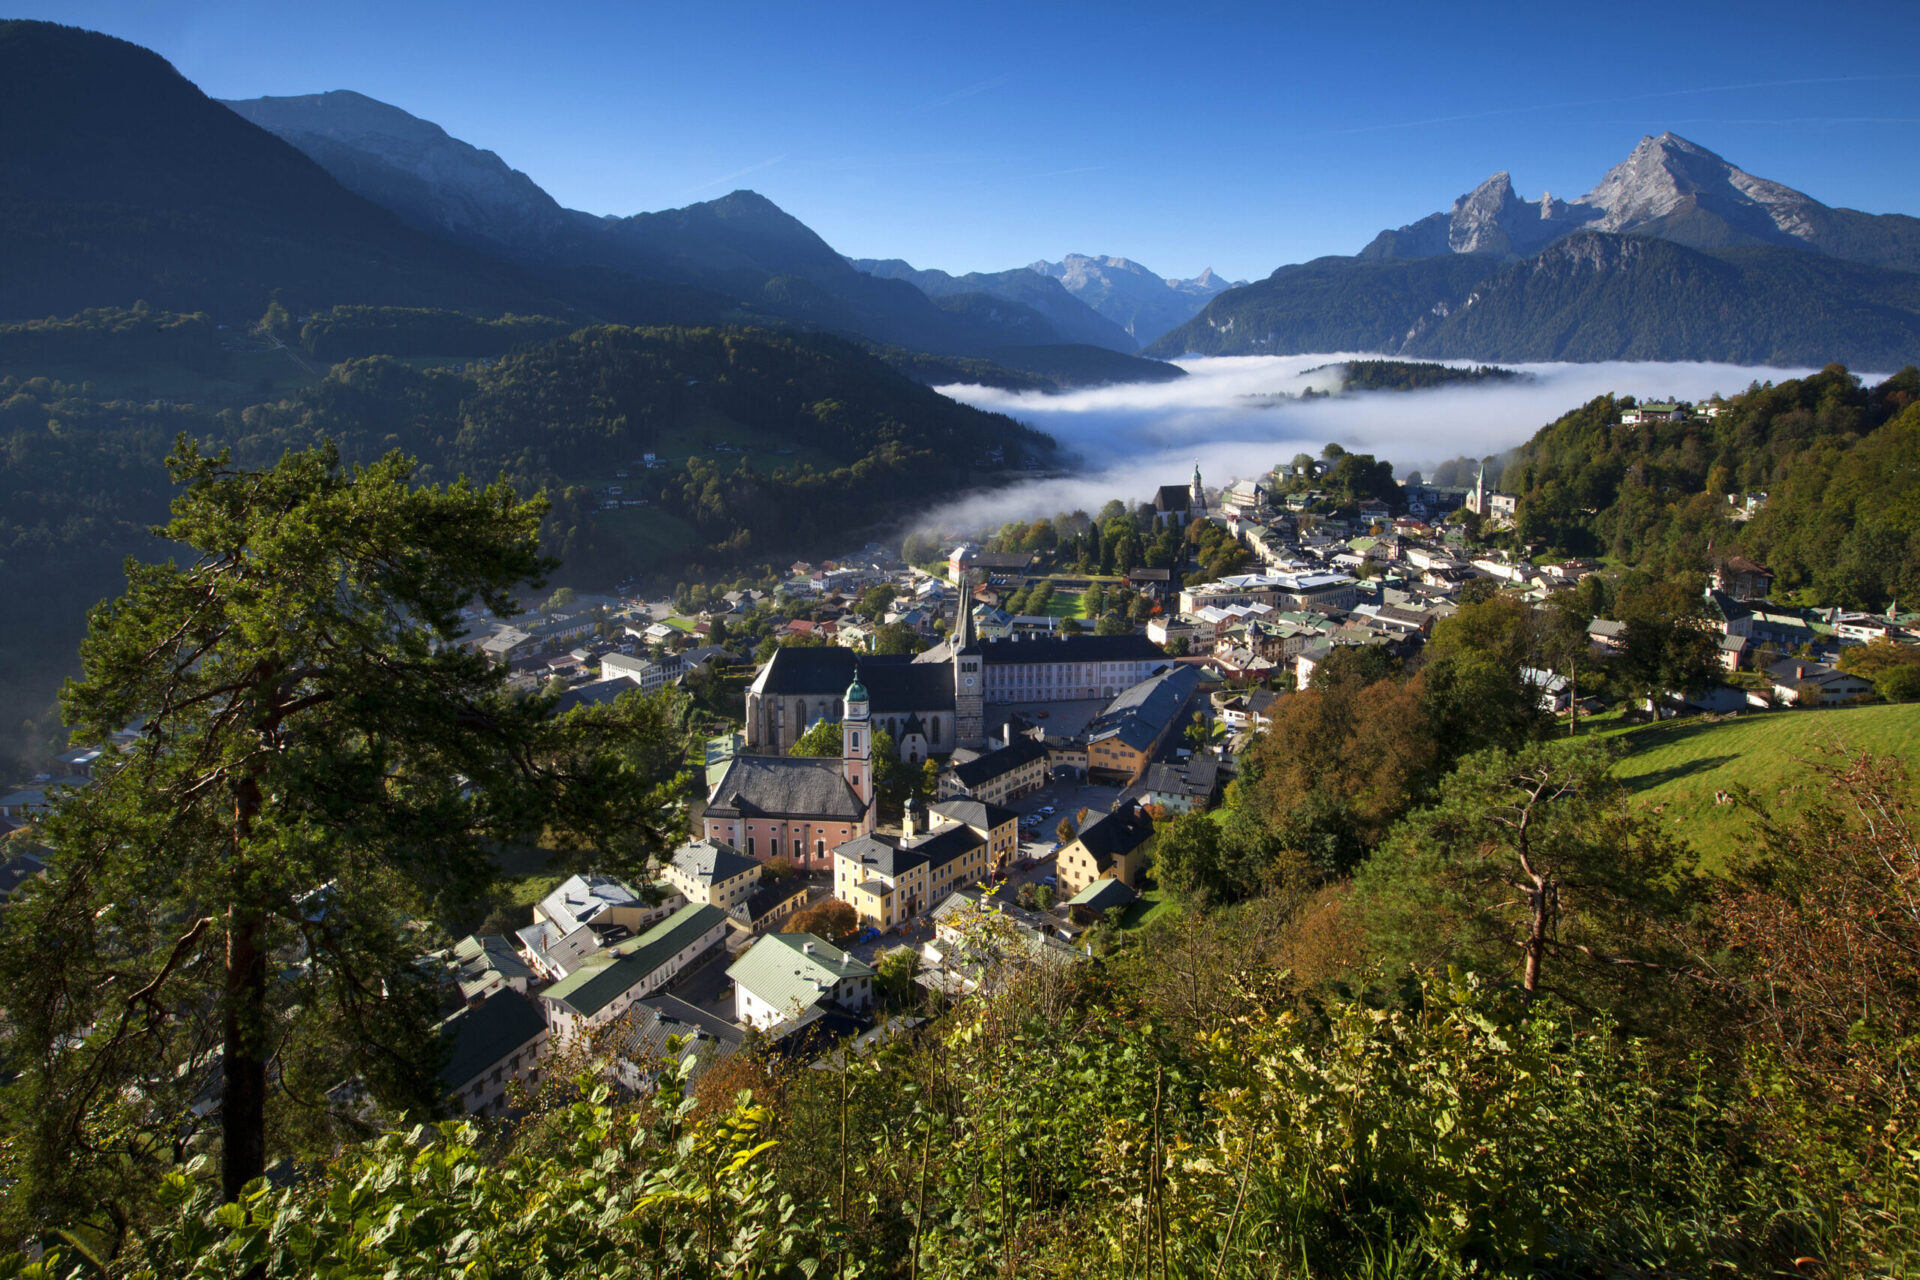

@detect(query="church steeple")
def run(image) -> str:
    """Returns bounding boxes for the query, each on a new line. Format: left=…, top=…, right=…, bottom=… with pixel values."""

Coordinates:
left=1189, top=460, right=1207, bottom=518
left=842, top=665, right=872, bottom=819
left=953, top=569, right=974, bottom=649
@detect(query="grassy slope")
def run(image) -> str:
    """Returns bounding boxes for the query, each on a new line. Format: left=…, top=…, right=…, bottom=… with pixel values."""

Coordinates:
left=1609, top=704, right=1920, bottom=872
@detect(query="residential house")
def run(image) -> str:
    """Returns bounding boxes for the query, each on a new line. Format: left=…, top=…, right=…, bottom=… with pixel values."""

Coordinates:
left=939, top=736, right=1049, bottom=805
left=730, top=880, right=812, bottom=937
left=1767, top=659, right=1875, bottom=707
left=1065, top=877, right=1136, bottom=925
left=1056, top=801, right=1155, bottom=898
left=928, top=797, right=1021, bottom=874
left=441, top=933, right=532, bottom=1005
left=1137, top=755, right=1223, bottom=814
left=663, top=838, right=763, bottom=911
left=541, top=903, right=731, bottom=1048
left=439, top=990, right=548, bottom=1117
left=517, top=875, right=656, bottom=980
left=607, top=995, right=745, bottom=1095
left=1710, top=556, right=1774, bottom=601
left=728, top=932, right=875, bottom=1032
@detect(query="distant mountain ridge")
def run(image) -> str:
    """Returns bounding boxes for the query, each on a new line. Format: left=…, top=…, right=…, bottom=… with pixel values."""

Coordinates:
left=847, top=258, right=1136, bottom=351
left=219, top=90, right=1147, bottom=362
left=1028, top=254, right=1242, bottom=346
left=1151, top=133, right=1920, bottom=368
left=0, top=23, right=579, bottom=323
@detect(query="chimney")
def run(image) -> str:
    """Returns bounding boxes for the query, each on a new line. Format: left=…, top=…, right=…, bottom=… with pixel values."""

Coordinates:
left=1795, top=664, right=1806, bottom=679
left=802, top=941, right=815, bottom=955
left=1003, top=721, right=1014, bottom=748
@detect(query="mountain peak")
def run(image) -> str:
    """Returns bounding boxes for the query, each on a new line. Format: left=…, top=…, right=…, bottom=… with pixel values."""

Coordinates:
left=1580, top=131, right=1823, bottom=241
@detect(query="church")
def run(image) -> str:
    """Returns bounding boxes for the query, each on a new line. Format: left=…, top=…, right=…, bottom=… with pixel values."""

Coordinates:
left=704, top=674, right=879, bottom=870
left=744, top=590, right=1167, bottom=757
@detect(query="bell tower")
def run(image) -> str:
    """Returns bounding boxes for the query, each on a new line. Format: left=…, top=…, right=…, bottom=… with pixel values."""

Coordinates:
left=952, top=572, right=984, bottom=749
left=1189, top=460, right=1207, bottom=520
left=842, top=669, right=873, bottom=825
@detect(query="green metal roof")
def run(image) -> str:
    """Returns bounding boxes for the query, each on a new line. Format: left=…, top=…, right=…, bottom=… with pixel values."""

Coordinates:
left=726, top=932, right=874, bottom=1023
left=542, top=902, right=727, bottom=1019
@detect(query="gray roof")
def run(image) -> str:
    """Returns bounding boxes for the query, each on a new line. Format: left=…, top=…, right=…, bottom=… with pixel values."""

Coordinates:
left=949, top=738, right=1048, bottom=788
left=1086, top=665, right=1199, bottom=754
left=728, top=932, right=874, bottom=1021
left=669, top=838, right=760, bottom=887
left=539, top=874, right=641, bottom=935
left=447, top=933, right=531, bottom=1002
left=1067, top=877, right=1137, bottom=911
left=705, top=756, right=868, bottom=822
left=1070, top=802, right=1155, bottom=871
left=752, top=646, right=955, bottom=711
left=609, top=995, right=744, bottom=1084
left=439, top=990, right=546, bottom=1092
left=930, top=798, right=1017, bottom=832
left=542, top=903, right=728, bottom=1018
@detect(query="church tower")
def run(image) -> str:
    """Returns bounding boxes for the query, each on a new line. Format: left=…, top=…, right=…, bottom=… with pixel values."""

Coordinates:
left=1189, top=460, right=1208, bottom=520
left=842, top=669, right=872, bottom=820
left=1471, top=461, right=1486, bottom=516
left=952, top=572, right=985, bottom=750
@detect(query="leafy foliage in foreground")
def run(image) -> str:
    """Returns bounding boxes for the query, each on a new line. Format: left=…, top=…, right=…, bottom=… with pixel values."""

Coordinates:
left=6, top=745, right=1920, bottom=1277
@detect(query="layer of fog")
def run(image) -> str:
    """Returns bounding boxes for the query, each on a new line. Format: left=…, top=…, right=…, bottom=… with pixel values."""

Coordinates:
left=922, top=354, right=1849, bottom=535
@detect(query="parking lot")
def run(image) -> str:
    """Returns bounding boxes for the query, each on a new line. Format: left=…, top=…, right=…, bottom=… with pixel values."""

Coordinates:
left=998, top=775, right=1124, bottom=894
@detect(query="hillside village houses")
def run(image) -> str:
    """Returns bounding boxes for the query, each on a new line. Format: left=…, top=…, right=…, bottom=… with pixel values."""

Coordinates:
left=14, top=456, right=1920, bottom=1130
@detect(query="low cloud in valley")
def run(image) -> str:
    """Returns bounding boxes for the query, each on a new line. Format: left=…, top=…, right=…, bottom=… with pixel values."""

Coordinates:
left=921, top=354, right=1852, bottom=534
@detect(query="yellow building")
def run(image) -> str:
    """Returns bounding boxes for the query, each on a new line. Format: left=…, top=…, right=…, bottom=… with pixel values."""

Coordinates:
left=928, top=797, right=1021, bottom=875
left=662, top=838, right=762, bottom=910
left=1057, top=801, right=1155, bottom=898
left=833, top=806, right=994, bottom=931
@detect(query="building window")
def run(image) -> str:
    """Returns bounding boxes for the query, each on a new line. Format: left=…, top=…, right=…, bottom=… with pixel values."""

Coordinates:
left=747, top=837, right=755, bottom=857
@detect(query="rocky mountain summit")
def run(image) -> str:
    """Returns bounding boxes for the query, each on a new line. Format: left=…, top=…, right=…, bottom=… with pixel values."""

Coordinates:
left=1361, top=132, right=1920, bottom=272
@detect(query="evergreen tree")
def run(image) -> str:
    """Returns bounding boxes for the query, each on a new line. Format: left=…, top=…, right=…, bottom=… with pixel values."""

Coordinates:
left=0, top=441, right=660, bottom=1225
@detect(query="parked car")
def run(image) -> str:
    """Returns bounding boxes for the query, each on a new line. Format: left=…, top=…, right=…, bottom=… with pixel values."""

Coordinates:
left=1041, top=875, right=1057, bottom=887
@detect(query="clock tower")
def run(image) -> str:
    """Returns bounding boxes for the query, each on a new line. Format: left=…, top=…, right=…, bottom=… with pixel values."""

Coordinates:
left=953, top=570, right=985, bottom=749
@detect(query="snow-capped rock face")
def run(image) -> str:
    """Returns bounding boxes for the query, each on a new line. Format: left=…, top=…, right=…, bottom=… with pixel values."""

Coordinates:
left=222, top=91, right=575, bottom=254
left=1578, top=131, right=1825, bottom=243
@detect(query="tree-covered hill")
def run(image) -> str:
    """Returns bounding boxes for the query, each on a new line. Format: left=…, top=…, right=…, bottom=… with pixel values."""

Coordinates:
left=0, top=320, right=1049, bottom=766
left=1146, top=253, right=1503, bottom=357
left=1499, top=363, right=1920, bottom=604
left=1149, top=231, right=1920, bottom=369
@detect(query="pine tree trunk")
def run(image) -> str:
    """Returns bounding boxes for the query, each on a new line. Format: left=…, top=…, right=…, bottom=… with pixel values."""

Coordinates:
left=1523, top=881, right=1547, bottom=997
left=222, top=903, right=269, bottom=1200
left=222, top=764, right=270, bottom=1201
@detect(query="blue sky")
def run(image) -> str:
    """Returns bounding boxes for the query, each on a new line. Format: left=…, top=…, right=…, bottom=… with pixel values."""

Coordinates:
left=17, top=0, right=1920, bottom=281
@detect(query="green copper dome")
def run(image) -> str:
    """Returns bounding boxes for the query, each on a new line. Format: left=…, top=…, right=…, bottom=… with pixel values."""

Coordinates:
left=845, top=676, right=869, bottom=704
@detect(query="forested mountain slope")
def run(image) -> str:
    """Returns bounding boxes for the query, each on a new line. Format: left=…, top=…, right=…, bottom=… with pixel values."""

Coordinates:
left=1499, top=363, right=1920, bottom=604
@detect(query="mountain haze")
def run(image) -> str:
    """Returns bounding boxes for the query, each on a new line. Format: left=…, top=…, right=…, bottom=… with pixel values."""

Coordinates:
left=221, top=91, right=1126, bottom=361
left=849, top=258, right=1137, bottom=351
left=1030, top=254, right=1241, bottom=345
left=0, top=22, right=575, bottom=322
